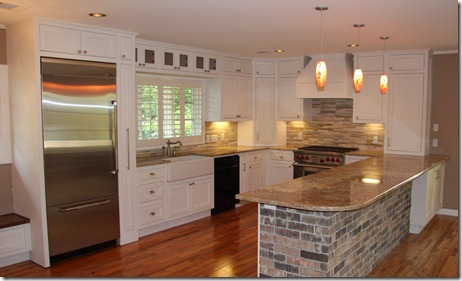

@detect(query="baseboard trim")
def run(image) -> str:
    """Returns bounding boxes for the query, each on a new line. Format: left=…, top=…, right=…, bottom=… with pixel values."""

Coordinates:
left=437, top=208, right=458, bottom=217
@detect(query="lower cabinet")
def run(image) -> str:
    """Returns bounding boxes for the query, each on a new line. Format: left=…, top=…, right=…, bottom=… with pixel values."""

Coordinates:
left=410, top=163, right=444, bottom=234
left=267, top=150, right=294, bottom=186
left=240, top=152, right=265, bottom=193
left=167, top=175, right=214, bottom=219
left=137, top=165, right=167, bottom=229
left=0, top=224, right=31, bottom=267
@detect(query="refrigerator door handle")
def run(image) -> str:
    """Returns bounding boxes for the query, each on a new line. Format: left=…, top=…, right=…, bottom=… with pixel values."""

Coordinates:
left=58, top=199, right=112, bottom=212
left=111, top=100, right=119, bottom=175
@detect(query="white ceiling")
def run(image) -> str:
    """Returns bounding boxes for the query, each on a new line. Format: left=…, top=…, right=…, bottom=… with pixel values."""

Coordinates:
left=0, top=0, right=459, bottom=58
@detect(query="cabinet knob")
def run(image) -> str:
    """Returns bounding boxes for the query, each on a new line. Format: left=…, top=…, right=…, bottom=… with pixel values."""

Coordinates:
left=83, top=50, right=87, bottom=54
left=280, top=156, right=284, bottom=159
left=122, top=55, right=126, bottom=58
left=150, top=212, right=156, bottom=216
left=149, top=172, right=156, bottom=177
left=77, top=50, right=82, bottom=54
left=149, top=190, right=155, bottom=195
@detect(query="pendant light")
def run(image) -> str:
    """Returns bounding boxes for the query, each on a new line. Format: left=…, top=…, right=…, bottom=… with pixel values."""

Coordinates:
left=315, top=6, right=328, bottom=88
left=379, top=36, right=389, bottom=94
left=353, top=24, right=365, bottom=93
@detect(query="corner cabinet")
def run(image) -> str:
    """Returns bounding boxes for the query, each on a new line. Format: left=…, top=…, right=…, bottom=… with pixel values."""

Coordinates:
left=385, top=51, right=430, bottom=156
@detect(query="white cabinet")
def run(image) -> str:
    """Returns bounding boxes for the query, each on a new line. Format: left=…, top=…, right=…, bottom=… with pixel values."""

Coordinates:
left=135, top=43, right=160, bottom=69
left=277, top=76, right=311, bottom=121
left=385, top=51, right=429, bottom=156
left=255, top=61, right=275, bottom=75
left=119, top=36, right=134, bottom=61
left=167, top=175, right=214, bottom=218
left=193, top=52, right=219, bottom=74
left=0, top=65, right=11, bottom=164
left=353, top=54, right=387, bottom=123
left=255, top=77, right=275, bottom=144
left=240, top=152, right=265, bottom=193
left=410, top=163, right=444, bottom=234
left=222, top=56, right=252, bottom=75
left=266, top=151, right=293, bottom=186
left=137, top=165, right=166, bottom=228
left=205, top=76, right=252, bottom=121
left=39, top=24, right=117, bottom=59
left=161, top=47, right=191, bottom=72
left=0, top=224, right=31, bottom=267
left=279, top=59, right=303, bottom=76
left=353, top=72, right=387, bottom=123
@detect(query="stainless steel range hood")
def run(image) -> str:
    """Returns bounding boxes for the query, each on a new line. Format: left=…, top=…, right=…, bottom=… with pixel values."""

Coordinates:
left=296, top=53, right=354, bottom=99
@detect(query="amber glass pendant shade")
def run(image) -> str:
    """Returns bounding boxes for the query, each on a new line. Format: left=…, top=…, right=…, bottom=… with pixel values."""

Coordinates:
left=353, top=68, right=363, bottom=92
left=380, top=74, right=388, bottom=94
left=316, top=60, right=327, bottom=88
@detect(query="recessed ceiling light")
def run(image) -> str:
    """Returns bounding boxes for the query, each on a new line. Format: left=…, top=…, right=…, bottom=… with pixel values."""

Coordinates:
left=254, top=50, right=268, bottom=54
left=274, top=49, right=285, bottom=53
left=89, top=12, right=106, bottom=18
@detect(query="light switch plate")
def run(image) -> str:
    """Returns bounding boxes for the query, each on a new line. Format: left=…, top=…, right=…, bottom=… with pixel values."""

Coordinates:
left=432, top=139, right=438, bottom=147
left=433, top=123, right=439, bottom=132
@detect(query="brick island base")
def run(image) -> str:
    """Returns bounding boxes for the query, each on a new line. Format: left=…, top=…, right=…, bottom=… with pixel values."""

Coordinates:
left=258, top=183, right=411, bottom=277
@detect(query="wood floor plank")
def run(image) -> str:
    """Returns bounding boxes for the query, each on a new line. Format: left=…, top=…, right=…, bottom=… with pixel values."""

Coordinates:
left=1, top=203, right=458, bottom=278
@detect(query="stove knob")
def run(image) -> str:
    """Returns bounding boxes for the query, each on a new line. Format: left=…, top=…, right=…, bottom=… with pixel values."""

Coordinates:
left=306, top=155, right=310, bottom=160
left=325, top=157, right=330, bottom=162
left=296, top=155, right=300, bottom=159
left=320, top=158, right=325, bottom=163
left=336, top=158, right=341, bottom=163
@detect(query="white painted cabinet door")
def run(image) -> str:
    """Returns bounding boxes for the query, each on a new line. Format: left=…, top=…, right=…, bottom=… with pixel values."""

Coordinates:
left=278, top=76, right=303, bottom=120
left=267, top=161, right=293, bottom=186
left=135, top=43, right=160, bottom=69
left=221, top=76, right=238, bottom=119
left=235, top=77, right=252, bottom=119
left=81, top=31, right=117, bottom=58
left=167, top=182, right=190, bottom=218
left=353, top=72, right=386, bottom=123
left=39, top=25, right=81, bottom=55
left=247, top=160, right=264, bottom=192
left=255, top=77, right=274, bottom=144
left=191, top=177, right=214, bottom=212
left=386, top=73, right=425, bottom=154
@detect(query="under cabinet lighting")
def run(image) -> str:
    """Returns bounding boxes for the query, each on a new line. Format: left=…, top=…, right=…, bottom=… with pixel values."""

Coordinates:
left=89, top=12, right=106, bottom=17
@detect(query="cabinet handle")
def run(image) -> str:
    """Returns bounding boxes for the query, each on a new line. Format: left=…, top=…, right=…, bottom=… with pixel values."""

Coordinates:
left=280, top=156, right=284, bottom=159
left=83, top=50, right=87, bottom=54
left=149, top=190, right=155, bottom=195
left=243, top=163, right=246, bottom=172
left=249, top=165, right=252, bottom=169
left=77, top=50, right=82, bottom=54
left=149, top=172, right=156, bottom=177
left=150, top=212, right=156, bottom=216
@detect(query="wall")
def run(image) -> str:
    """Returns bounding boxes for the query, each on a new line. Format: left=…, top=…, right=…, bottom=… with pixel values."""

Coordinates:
left=286, top=99, right=385, bottom=150
left=430, top=53, right=459, bottom=210
left=0, top=27, right=14, bottom=215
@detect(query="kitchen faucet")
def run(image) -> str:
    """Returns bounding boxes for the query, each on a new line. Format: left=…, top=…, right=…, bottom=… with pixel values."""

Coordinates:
left=166, top=140, right=182, bottom=156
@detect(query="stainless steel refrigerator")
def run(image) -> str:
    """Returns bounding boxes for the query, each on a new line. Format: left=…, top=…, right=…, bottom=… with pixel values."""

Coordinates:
left=41, top=57, right=120, bottom=257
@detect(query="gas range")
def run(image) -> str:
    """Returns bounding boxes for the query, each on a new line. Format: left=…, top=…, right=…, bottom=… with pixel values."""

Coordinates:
left=293, top=145, right=358, bottom=167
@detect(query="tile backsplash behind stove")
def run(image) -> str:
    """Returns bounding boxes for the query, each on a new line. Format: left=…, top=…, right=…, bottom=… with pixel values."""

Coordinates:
left=286, top=99, right=384, bottom=150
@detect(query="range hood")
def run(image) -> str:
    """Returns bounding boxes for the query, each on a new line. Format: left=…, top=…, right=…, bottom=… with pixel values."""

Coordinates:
left=296, top=53, right=354, bottom=99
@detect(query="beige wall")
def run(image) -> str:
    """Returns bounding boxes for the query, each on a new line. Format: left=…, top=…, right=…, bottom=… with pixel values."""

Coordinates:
left=430, top=53, right=459, bottom=210
left=0, top=27, right=13, bottom=215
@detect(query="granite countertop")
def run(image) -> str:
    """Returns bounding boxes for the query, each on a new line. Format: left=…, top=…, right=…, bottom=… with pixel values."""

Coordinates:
left=136, top=145, right=300, bottom=167
left=236, top=153, right=447, bottom=211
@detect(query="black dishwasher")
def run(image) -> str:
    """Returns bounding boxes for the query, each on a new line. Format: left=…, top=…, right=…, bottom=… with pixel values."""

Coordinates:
left=212, top=155, right=240, bottom=215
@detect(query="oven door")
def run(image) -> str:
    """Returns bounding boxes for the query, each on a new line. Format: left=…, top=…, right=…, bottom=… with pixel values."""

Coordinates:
left=293, top=163, right=332, bottom=179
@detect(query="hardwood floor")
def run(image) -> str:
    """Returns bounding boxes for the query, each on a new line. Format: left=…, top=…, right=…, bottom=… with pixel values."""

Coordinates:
left=1, top=203, right=458, bottom=278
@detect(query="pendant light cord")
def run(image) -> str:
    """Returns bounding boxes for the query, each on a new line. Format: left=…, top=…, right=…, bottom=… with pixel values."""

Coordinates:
left=320, top=9, right=324, bottom=61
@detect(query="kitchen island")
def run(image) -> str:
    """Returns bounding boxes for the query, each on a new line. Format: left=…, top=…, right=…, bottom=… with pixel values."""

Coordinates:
left=236, top=153, right=447, bottom=277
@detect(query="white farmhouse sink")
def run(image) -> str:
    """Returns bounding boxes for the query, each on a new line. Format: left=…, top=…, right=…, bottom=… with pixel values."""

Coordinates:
left=165, top=155, right=214, bottom=182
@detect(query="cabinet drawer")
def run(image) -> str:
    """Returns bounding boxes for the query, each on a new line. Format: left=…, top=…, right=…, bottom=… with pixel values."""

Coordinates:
left=139, top=202, right=165, bottom=227
left=270, top=151, right=293, bottom=161
left=247, top=153, right=263, bottom=162
left=389, top=54, right=425, bottom=71
left=138, top=181, right=164, bottom=203
left=138, top=166, right=165, bottom=181
left=0, top=225, right=30, bottom=259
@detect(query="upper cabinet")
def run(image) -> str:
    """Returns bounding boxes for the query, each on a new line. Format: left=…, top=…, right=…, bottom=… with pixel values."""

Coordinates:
left=353, top=54, right=388, bottom=123
left=255, top=61, right=275, bottom=75
left=386, top=51, right=430, bottom=156
left=119, top=36, right=134, bottom=61
left=0, top=65, right=11, bottom=164
left=161, top=47, right=191, bottom=72
left=279, top=59, right=303, bottom=76
left=39, top=24, right=118, bottom=59
left=222, top=56, right=252, bottom=75
left=135, top=43, right=160, bottom=69
left=193, top=52, right=219, bottom=74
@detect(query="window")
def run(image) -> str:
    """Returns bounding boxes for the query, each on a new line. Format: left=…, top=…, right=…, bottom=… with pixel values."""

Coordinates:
left=136, top=75, right=203, bottom=148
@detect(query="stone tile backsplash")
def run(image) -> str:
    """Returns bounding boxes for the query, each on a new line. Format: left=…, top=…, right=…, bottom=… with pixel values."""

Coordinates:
left=287, top=99, right=385, bottom=150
